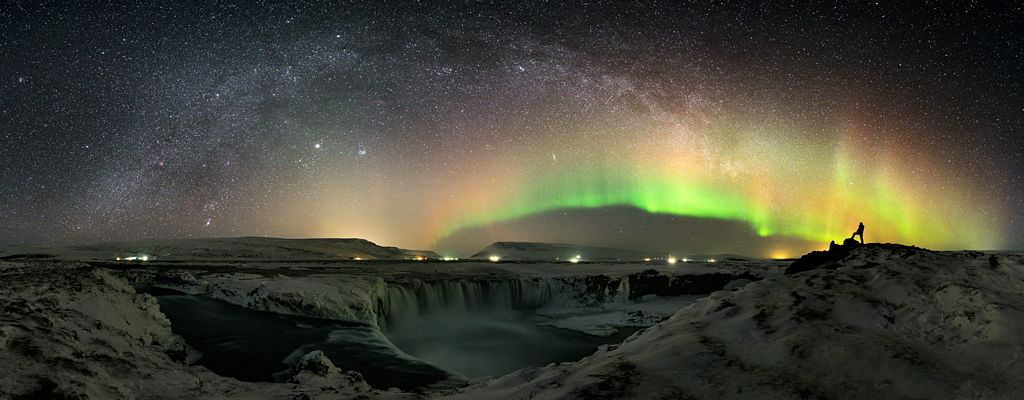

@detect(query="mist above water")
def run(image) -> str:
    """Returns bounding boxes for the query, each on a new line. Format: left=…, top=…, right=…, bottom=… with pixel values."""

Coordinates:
left=383, top=309, right=636, bottom=379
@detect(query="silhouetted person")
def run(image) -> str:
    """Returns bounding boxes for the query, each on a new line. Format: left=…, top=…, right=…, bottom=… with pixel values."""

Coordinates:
left=851, top=222, right=864, bottom=244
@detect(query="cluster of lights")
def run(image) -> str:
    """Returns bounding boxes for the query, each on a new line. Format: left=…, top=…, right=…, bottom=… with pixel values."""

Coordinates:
left=641, top=255, right=705, bottom=264
left=115, top=255, right=150, bottom=262
left=441, top=256, right=459, bottom=261
left=472, top=253, right=716, bottom=265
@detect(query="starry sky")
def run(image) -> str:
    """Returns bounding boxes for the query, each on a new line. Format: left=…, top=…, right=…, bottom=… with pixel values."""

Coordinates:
left=1, top=1, right=1021, bottom=258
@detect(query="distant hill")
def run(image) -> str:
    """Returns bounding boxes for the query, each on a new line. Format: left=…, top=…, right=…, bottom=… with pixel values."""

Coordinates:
left=469, top=242, right=656, bottom=262
left=0, top=237, right=440, bottom=262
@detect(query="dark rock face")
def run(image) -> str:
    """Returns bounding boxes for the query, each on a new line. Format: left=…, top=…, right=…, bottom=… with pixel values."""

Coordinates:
left=786, top=239, right=865, bottom=275
left=627, top=270, right=759, bottom=299
left=786, top=240, right=886, bottom=275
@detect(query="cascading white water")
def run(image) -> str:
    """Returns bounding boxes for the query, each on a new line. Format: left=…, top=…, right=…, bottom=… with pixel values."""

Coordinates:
left=372, top=276, right=647, bottom=379
left=376, top=276, right=631, bottom=330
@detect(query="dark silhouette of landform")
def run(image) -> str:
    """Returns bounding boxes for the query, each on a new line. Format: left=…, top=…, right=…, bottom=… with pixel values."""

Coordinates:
left=786, top=222, right=888, bottom=275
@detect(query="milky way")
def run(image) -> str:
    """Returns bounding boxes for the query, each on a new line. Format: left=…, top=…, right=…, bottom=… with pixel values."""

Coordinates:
left=1, top=2, right=1021, bottom=257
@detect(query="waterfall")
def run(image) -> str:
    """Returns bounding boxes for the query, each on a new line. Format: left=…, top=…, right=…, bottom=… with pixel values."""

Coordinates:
left=376, top=278, right=555, bottom=329
left=375, top=276, right=635, bottom=330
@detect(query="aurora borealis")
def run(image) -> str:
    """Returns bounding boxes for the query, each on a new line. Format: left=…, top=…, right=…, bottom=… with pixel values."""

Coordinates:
left=1, top=1, right=1021, bottom=257
left=430, top=118, right=1001, bottom=254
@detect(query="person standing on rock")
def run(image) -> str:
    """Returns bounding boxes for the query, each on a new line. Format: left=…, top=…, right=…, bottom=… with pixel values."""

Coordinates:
left=851, top=222, right=865, bottom=244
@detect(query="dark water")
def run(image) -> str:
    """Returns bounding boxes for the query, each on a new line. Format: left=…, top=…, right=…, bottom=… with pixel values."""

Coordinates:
left=141, top=285, right=633, bottom=390
left=385, top=311, right=637, bottom=379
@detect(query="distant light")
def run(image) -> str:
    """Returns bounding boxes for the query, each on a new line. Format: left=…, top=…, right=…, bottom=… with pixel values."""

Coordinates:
left=140, top=255, right=149, bottom=262
left=570, top=255, right=581, bottom=264
left=441, top=256, right=458, bottom=261
left=682, top=257, right=689, bottom=263
left=413, top=256, right=426, bottom=261
left=667, top=256, right=678, bottom=265
left=115, top=257, right=121, bottom=261
left=707, top=258, right=716, bottom=263
left=643, top=257, right=651, bottom=262
left=314, top=143, right=321, bottom=149
left=353, top=257, right=363, bottom=261
left=488, top=255, right=501, bottom=262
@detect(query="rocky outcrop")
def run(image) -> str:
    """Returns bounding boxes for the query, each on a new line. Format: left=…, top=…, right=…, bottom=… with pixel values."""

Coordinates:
left=784, top=238, right=865, bottom=275
left=292, top=350, right=336, bottom=376
left=289, top=350, right=370, bottom=391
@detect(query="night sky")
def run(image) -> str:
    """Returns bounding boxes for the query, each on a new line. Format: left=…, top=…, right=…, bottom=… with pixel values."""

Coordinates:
left=1, top=1, right=1021, bottom=257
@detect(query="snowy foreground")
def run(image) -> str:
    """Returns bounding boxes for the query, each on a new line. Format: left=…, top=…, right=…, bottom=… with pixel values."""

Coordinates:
left=3, top=241, right=1024, bottom=399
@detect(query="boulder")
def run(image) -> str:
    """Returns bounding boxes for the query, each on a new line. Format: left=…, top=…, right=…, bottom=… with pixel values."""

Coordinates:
left=289, top=350, right=370, bottom=391
left=291, top=350, right=335, bottom=377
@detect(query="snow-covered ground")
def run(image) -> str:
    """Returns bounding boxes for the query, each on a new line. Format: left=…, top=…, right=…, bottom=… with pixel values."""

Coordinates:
left=4, top=240, right=1019, bottom=399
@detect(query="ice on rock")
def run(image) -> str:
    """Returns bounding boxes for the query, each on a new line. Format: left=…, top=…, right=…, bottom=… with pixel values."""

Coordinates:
left=292, top=350, right=336, bottom=376
left=290, top=350, right=371, bottom=391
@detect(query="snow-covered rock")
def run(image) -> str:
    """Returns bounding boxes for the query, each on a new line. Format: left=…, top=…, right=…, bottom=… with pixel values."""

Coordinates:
left=289, top=350, right=371, bottom=391
left=0, top=261, right=409, bottom=399
left=292, top=350, right=337, bottom=376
